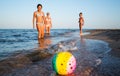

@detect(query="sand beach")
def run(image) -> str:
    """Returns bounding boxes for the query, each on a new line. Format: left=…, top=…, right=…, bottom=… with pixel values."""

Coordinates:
left=0, top=29, right=120, bottom=76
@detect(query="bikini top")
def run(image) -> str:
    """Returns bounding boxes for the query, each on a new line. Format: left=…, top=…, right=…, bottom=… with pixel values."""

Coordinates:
left=36, top=12, right=43, bottom=17
left=46, top=17, right=51, bottom=22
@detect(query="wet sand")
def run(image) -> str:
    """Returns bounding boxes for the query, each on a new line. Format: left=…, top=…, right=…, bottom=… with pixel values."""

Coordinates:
left=84, top=29, right=120, bottom=57
left=84, top=29, right=120, bottom=76
left=0, top=29, right=120, bottom=76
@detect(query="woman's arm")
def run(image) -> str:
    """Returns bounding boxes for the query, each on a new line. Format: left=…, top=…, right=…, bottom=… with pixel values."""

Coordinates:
left=42, top=12, right=45, bottom=24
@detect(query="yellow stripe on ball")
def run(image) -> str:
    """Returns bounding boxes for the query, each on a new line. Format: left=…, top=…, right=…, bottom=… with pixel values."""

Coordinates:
left=56, top=51, right=72, bottom=75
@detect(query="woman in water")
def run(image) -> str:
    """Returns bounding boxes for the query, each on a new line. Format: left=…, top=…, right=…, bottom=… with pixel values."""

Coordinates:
left=45, top=12, right=52, bottom=34
left=33, top=4, right=45, bottom=39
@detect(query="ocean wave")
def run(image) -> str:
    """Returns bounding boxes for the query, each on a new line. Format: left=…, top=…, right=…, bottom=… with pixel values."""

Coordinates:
left=0, top=38, right=29, bottom=42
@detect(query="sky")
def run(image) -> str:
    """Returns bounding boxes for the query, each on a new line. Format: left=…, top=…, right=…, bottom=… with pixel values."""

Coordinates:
left=0, top=0, right=120, bottom=29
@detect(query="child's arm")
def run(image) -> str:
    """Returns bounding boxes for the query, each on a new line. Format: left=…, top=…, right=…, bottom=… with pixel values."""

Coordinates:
left=82, top=17, right=84, bottom=25
left=78, top=18, right=80, bottom=23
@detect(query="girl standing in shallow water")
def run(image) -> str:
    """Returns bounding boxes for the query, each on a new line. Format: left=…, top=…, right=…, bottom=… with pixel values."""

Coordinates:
left=79, top=12, right=84, bottom=35
left=33, top=4, right=45, bottom=39
left=45, top=12, right=52, bottom=34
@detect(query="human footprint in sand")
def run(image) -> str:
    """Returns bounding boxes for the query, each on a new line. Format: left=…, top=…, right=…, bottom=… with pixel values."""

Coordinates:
left=33, top=4, right=45, bottom=39
left=78, top=12, right=84, bottom=35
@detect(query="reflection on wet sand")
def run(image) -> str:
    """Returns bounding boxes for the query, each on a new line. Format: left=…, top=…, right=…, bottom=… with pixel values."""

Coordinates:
left=80, top=35, right=86, bottom=50
left=80, top=35, right=85, bottom=44
left=75, top=35, right=94, bottom=76
left=38, top=34, right=52, bottom=49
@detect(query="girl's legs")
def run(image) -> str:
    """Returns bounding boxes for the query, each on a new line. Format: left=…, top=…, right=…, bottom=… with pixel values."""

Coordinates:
left=45, top=25, right=47, bottom=33
left=48, top=27, right=50, bottom=34
left=79, top=24, right=83, bottom=35
left=45, top=25, right=47, bottom=34
left=46, top=27, right=48, bottom=33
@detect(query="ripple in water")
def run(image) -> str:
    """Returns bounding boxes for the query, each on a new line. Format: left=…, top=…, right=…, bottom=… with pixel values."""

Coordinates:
left=0, top=29, right=112, bottom=76
left=49, top=37, right=111, bottom=76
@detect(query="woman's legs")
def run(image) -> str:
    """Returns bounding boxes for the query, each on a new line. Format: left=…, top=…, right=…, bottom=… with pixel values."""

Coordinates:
left=36, top=25, right=42, bottom=39
left=41, top=25, right=44, bottom=38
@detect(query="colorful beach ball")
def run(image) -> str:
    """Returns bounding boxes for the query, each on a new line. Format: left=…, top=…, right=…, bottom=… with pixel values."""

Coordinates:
left=52, top=51, right=76, bottom=75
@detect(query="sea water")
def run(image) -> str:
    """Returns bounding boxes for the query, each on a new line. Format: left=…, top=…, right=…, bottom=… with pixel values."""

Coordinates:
left=0, top=29, right=113, bottom=76
left=0, top=29, right=78, bottom=60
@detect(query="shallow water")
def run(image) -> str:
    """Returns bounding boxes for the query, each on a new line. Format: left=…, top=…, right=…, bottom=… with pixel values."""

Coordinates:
left=1, top=39, right=111, bottom=76
left=0, top=29, right=113, bottom=76
left=0, top=29, right=78, bottom=60
left=49, top=36, right=111, bottom=76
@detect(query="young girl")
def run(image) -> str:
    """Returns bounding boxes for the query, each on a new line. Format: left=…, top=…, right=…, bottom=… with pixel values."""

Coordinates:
left=45, top=12, right=52, bottom=34
left=79, top=12, right=84, bottom=35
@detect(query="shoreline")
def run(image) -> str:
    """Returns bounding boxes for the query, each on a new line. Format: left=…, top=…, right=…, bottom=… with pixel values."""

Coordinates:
left=83, top=29, right=120, bottom=75
left=0, top=29, right=120, bottom=76
left=84, top=29, right=120, bottom=57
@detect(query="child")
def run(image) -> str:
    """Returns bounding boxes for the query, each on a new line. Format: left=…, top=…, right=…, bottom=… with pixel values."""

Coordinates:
left=79, top=12, right=84, bottom=35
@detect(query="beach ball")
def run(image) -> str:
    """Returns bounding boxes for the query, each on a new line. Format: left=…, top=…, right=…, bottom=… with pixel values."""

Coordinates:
left=52, top=51, right=76, bottom=75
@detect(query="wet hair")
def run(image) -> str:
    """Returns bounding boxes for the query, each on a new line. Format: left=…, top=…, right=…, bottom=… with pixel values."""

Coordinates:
left=80, top=12, right=82, bottom=14
left=37, top=4, right=42, bottom=8
left=47, top=12, right=50, bottom=15
left=79, top=12, right=82, bottom=16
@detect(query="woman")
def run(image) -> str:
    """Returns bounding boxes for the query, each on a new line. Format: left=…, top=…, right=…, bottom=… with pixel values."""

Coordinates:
left=45, top=12, right=52, bottom=34
left=33, top=4, right=45, bottom=39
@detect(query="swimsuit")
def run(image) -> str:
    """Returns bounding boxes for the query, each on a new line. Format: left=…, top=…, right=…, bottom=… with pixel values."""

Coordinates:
left=36, top=22, right=44, bottom=25
left=46, top=18, right=51, bottom=27
left=36, top=12, right=43, bottom=17
left=46, top=18, right=51, bottom=22
left=36, top=12, right=44, bottom=26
